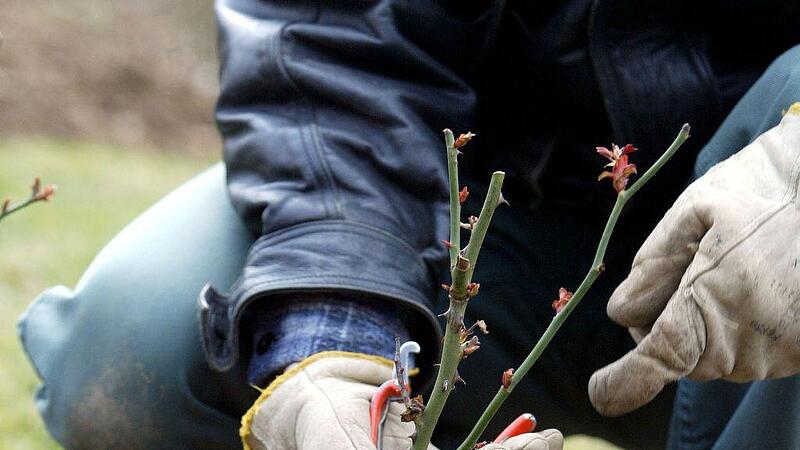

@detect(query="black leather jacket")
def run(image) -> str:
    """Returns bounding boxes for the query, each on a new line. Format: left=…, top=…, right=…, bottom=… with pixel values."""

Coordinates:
left=200, top=0, right=800, bottom=372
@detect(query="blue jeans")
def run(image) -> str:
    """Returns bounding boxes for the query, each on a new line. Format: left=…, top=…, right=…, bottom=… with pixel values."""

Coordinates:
left=19, top=45, right=800, bottom=449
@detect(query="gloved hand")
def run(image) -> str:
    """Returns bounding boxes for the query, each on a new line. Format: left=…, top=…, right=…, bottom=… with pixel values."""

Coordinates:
left=589, top=104, right=800, bottom=417
left=241, top=352, right=563, bottom=450
left=241, top=352, right=422, bottom=450
left=481, top=430, right=563, bottom=450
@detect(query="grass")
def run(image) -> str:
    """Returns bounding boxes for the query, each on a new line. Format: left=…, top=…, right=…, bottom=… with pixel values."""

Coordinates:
left=0, top=137, right=619, bottom=449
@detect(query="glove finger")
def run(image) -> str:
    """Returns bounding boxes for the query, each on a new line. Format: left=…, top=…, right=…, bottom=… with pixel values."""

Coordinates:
left=590, top=289, right=705, bottom=416
left=628, top=325, right=649, bottom=344
left=607, top=192, right=708, bottom=328
left=483, top=429, right=563, bottom=450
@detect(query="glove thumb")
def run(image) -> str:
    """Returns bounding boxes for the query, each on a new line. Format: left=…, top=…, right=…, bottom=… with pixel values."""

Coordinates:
left=589, top=290, right=705, bottom=416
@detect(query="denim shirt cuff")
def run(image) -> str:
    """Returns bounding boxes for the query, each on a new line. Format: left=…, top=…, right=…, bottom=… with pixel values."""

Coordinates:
left=246, top=295, right=410, bottom=386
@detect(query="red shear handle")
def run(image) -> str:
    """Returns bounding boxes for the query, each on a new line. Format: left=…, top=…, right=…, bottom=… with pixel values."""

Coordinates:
left=369, top=380, right=402, bottom=445
left=493, top=413, right=537, bottom=444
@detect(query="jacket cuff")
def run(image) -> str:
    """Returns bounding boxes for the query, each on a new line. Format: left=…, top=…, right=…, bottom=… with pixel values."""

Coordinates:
left=245, top=296, right=410, bottom=386
left=199, top=220, right=443, bottom=382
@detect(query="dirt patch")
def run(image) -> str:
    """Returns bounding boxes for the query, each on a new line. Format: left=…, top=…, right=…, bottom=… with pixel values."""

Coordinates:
left=0, top=0, right=220, bottom=154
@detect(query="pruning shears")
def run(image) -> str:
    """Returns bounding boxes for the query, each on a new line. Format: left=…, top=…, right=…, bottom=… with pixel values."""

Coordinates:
left=493, top=413, right=538, bottom=444
left=368, top=341, right=538, bottom=449
left=370, top=341, right=420, bottom=449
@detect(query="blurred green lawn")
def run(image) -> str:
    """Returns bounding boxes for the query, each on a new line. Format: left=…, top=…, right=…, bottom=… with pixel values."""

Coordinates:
left=0, top=139, right=620, bottom=449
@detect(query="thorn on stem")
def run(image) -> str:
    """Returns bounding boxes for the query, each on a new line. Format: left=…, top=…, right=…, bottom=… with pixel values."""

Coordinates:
left=442, top=240, right=454, bottom=249
left=467, top=282, right=480, bottom=297
left=475, top=441, right=488, bottom=449
left=597, top=263, right=606, bottom=272
left=1, top=199, right=9, bottom=214
left=497, top=192, right=510, bottom=207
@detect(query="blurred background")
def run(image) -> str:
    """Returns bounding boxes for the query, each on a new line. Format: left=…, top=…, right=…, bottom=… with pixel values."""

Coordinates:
left=0, top=1, right=617, bottom=449
left=1, top=1, right=217, bottom=448
left=1, top=0, right=219, bottom=154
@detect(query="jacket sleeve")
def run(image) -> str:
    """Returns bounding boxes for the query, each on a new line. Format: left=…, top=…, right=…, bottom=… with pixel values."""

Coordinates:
left=201, top=0, right=500, bottom=372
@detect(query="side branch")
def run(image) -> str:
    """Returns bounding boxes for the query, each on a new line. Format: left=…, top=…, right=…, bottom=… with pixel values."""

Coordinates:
left=457, top=124, right=691, bottom=450
left=0, top=177, right=57, bottom=224
left=464, top=172, right=505, bottom=281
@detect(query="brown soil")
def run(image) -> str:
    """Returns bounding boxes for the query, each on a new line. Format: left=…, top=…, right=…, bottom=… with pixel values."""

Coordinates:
left=0, top=0, right=220, bottom=154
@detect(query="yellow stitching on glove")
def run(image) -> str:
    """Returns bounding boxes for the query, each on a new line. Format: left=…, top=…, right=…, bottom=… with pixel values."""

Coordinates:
left=786, top=102, right=800, bottom=116
left=240, top=351, right=393, bottom=450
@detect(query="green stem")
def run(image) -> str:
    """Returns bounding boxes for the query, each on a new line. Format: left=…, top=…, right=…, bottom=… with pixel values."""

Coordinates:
left=457, top=124, right=690, bottom=450
left=624, top=123, right=691, bottom=199
left=444, top=129, right=460, bottom=269
left=412, top=299, right=467, bottom=450
left=412, top=172, right=506, bottom=450
left=464, top=172, right=505, bottom=281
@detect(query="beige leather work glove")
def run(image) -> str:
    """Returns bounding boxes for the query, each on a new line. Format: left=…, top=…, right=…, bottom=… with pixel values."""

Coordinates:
left=589, top=104, right=800, bottom=417
left=480, top=430, right=563, bottom=450
left=241, top=352, right=562, bottom=450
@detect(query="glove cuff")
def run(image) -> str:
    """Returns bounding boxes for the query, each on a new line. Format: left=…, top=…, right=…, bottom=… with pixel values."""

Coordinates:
left=240, top=351, right=393, bottom=450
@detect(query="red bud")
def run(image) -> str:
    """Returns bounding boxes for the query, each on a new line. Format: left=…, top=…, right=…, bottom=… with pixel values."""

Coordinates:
left=459, top=186, right=469, bottom=204
left=34, top=184, right=56, bottom=201
left=551, top=287, right=574, bottom=313
left=453, top=132, right=475, bottom=148
left=502, top=368, right=514, bottom=389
